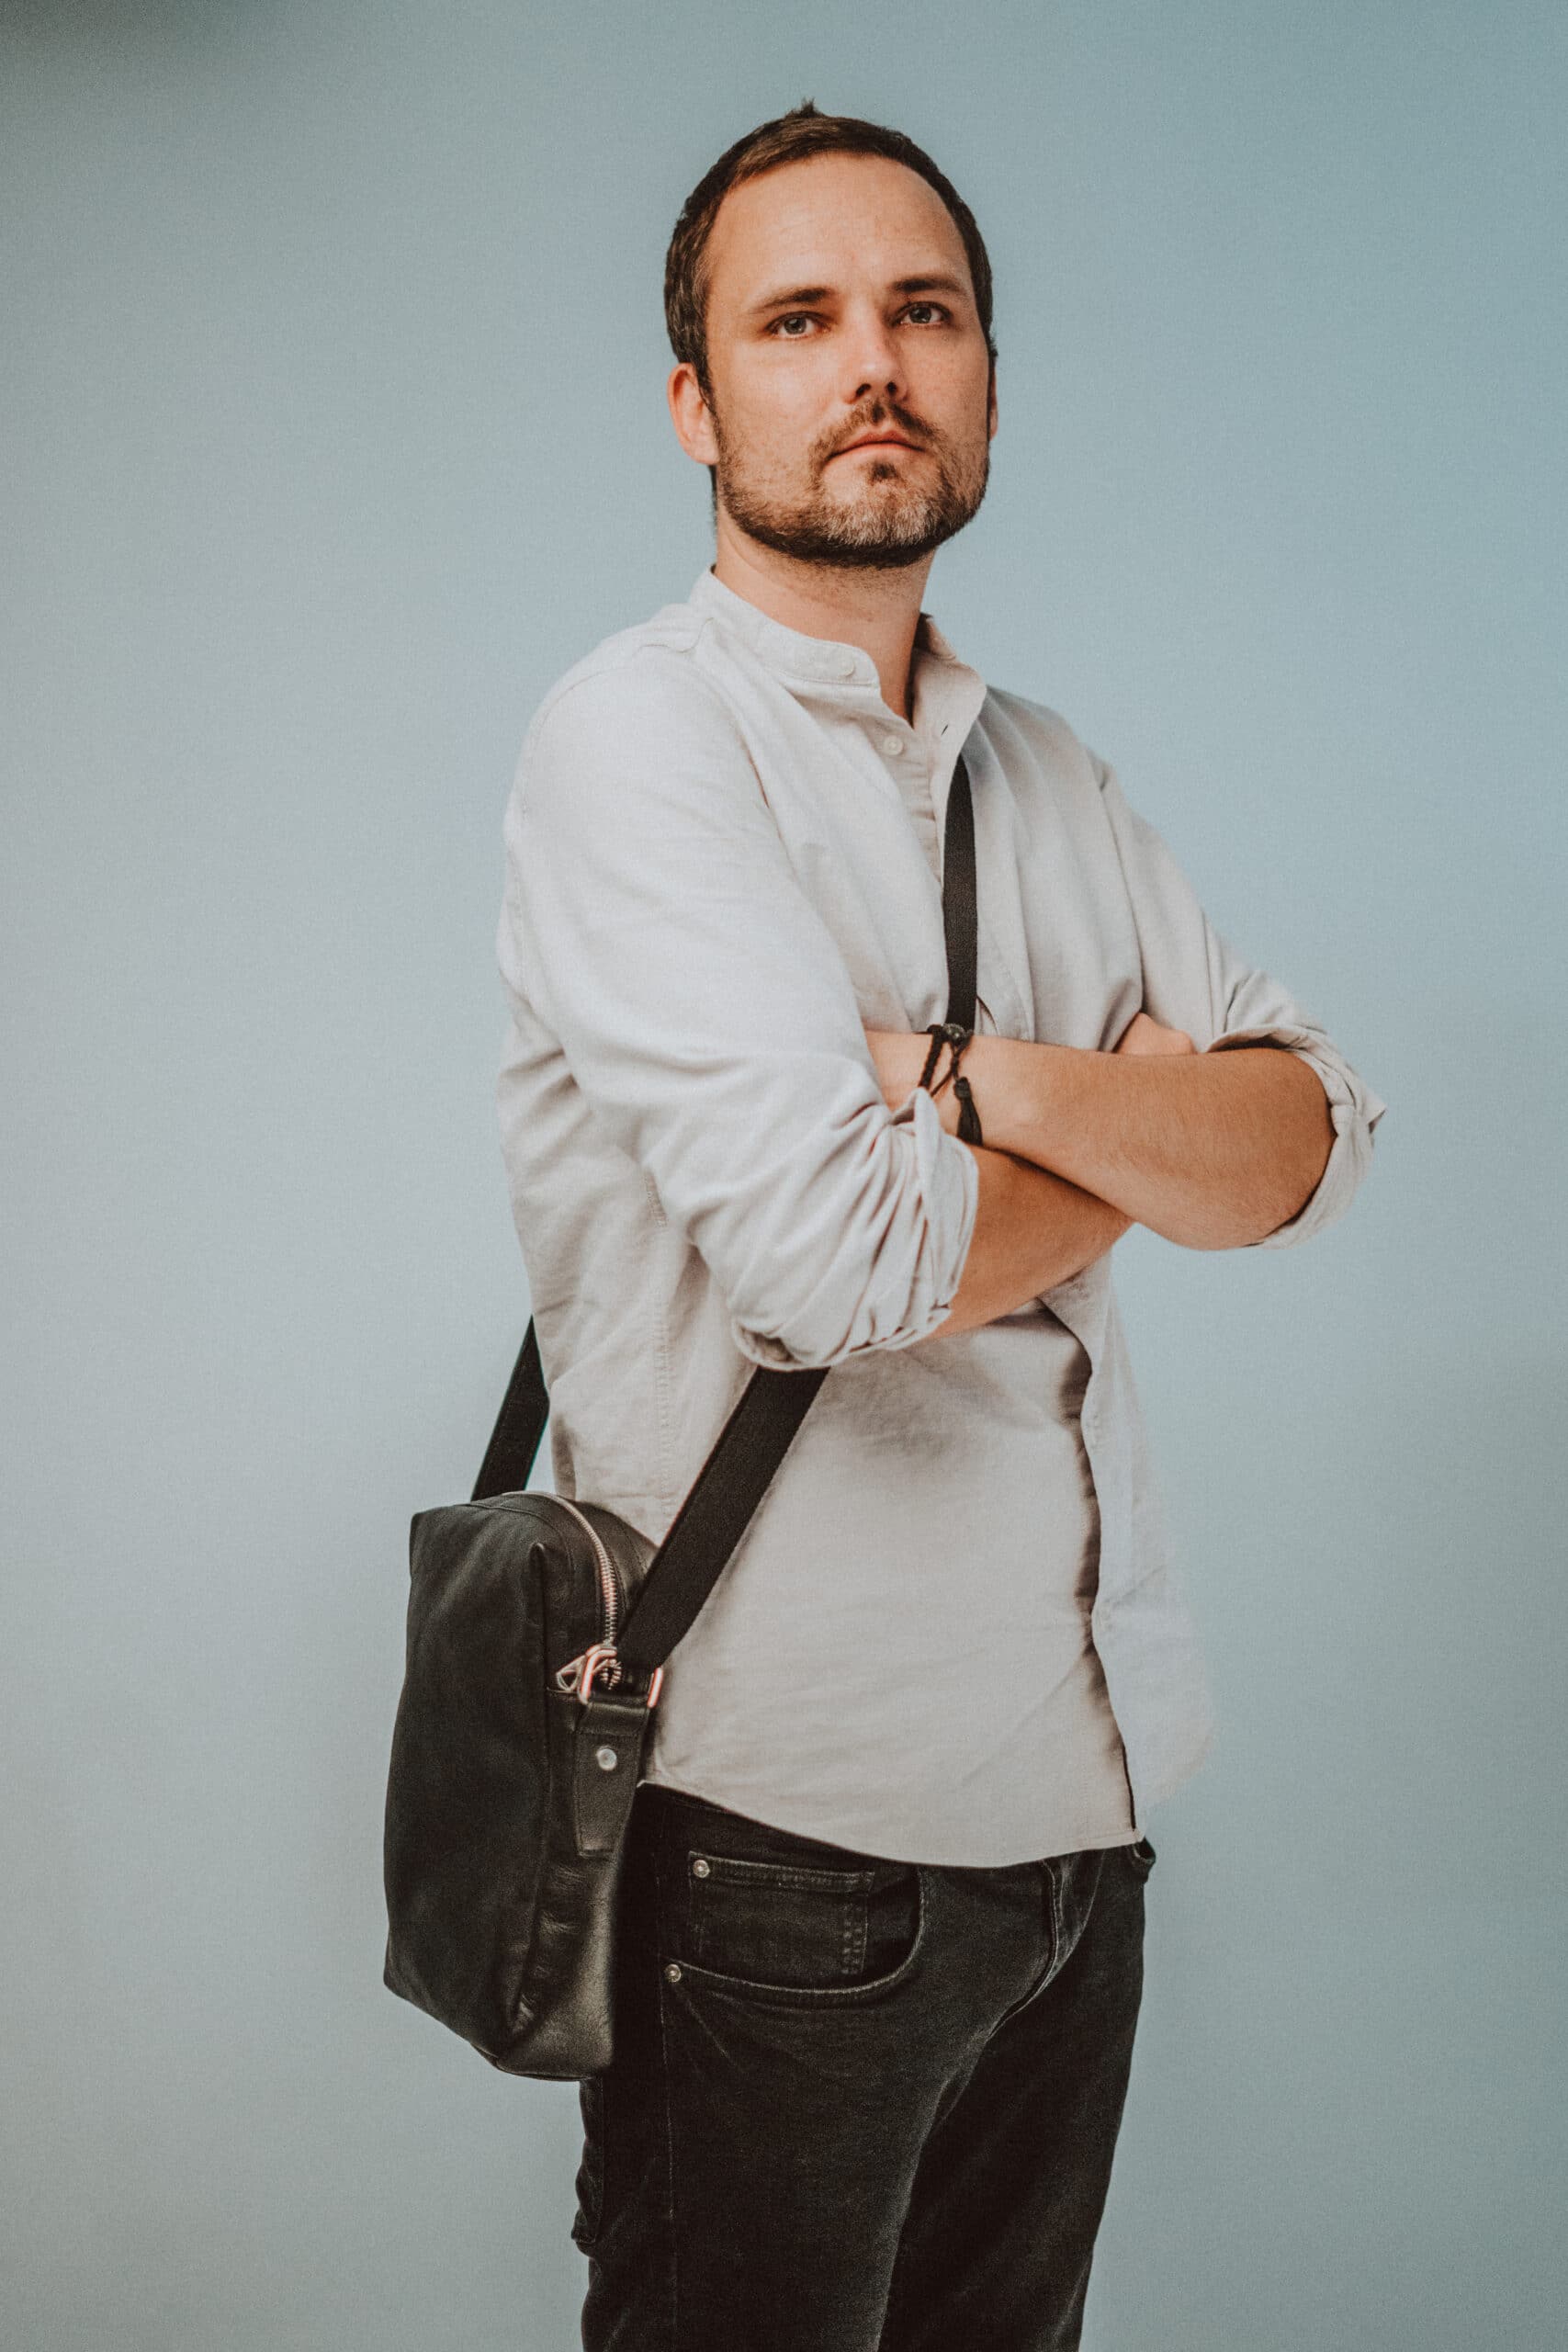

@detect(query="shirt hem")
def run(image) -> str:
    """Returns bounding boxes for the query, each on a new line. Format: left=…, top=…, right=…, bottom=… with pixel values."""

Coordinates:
left=637, top=1757, right=1149, bottom=1868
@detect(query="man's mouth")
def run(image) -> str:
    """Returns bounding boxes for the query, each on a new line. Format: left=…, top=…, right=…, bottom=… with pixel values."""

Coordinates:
left=833, top=435, right=922, bottom=458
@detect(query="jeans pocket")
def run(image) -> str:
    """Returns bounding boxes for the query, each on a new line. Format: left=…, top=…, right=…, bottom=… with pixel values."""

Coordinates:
left=1124, top=1834, right=1157, bottom=1879
left=570, top=2074, right=604, bottom=2252
left=674, top=1848, right=922, bottom=1997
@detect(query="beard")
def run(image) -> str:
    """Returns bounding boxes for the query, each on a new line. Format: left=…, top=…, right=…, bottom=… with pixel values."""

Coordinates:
left=709, top=401, right=991, bottom=572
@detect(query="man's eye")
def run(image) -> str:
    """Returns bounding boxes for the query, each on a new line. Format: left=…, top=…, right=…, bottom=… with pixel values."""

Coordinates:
left=903, top=302, right=950, bottom=326
left=770, top=314, right=815, bottom=336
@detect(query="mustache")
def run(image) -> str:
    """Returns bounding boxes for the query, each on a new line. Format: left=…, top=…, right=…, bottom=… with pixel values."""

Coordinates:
left=826, top=406, right=931, bottom=458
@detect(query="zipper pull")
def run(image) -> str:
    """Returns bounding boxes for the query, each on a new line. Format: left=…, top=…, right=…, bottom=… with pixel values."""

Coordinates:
left=556, top=1644, right=662, bottom=1708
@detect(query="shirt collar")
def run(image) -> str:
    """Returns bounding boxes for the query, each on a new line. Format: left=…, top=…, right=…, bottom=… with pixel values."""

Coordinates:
left=685, top=564, right=977, bottom=710
left=683, top=565, right=1025, bottom=1036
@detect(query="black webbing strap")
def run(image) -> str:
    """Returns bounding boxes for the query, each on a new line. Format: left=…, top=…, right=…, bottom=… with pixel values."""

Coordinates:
left=612, top=1353, right=829, bottom=1674
left=941, top=751, right=977, bottom=1033
left=470, top=1319, right=549, bottom=1506
left=472, top=748, right=980, bottom=1677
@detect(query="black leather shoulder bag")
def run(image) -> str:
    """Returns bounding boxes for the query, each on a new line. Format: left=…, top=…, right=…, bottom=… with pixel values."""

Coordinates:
left=381, top=751, right=981, bottom=2079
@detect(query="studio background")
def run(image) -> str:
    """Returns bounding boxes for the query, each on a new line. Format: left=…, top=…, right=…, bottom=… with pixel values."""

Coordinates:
left=4, top=3, right=1562, bottom=2346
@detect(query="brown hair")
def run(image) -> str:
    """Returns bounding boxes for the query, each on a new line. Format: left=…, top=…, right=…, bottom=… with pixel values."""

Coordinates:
left=664, top=100, right=998, bottom=406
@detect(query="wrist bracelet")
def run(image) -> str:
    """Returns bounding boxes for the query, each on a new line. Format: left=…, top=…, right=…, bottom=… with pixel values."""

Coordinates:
left=919, top=1022, right=985, bottom=1146
left=950, top=1067, right=984, bottom=1146
left=919, top=1022, right=960, bottom=1092
left=945, top=1031, right=984, bottom=1147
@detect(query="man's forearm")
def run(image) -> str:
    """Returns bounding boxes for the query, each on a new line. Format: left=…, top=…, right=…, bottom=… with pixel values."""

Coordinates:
left=920, top=1144, right=1134, bottom=1342
left=955, top=1035, right=1335, bottom=1250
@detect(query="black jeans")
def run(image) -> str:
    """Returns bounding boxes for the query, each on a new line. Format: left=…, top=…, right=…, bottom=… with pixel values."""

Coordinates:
left=573, top=1781, right=1156, bottom=2351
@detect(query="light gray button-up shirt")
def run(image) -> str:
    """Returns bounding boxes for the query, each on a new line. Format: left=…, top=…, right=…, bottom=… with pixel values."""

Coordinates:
left=495, top=565, right=1387, bottom=1865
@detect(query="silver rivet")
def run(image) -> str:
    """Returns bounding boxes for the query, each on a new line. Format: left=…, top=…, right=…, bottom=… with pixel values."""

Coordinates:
left=664, top=1962, right=682, bottom=1984
left=594, top=1745, right=619, bottom=1772
left=691, top=1855, right=711, bottom=1879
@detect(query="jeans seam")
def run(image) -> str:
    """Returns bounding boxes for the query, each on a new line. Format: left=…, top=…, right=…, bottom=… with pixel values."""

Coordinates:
left=841, top=1894, right=859, bottom=1980
left=976, top=1860, right=1061, bottom=2042
left=1047, top=1855, right=1067, bottom=1977
left=652, top=1841, right=681, bottom=2349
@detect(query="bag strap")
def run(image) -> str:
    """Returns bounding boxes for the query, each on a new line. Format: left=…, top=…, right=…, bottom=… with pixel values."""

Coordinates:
left=941, top=745, right=978, bottom=1034
left=473, top=747, right=981, bottom=1679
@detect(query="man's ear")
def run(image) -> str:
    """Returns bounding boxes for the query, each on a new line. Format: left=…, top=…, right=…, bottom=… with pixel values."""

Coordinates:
left=668, top=362, right=719, bottom=467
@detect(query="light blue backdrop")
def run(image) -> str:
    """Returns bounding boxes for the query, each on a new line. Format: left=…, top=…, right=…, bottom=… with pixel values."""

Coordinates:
left=4, top=4, right=1562, bottom=2346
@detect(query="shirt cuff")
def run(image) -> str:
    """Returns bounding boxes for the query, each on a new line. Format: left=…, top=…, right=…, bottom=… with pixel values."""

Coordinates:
left=1206, top=1023, right=1386, bottom=1249
left=729, top=1080, right=979, bottom=1368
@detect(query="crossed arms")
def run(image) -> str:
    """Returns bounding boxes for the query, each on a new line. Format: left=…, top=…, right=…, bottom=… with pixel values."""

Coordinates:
left=863, top=1013, right=1338, bottom=1341
left=501, top=658, right=1386, bottom=1374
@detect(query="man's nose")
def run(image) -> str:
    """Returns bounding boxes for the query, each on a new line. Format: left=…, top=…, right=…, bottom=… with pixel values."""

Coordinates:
left=838, top=309, right=908, bottom=406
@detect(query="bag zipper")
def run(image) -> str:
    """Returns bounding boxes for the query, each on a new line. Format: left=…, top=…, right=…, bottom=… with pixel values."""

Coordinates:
left=538, top=1496, right=660, bottom=1708
left=547, top=1496, right=625, bottom=1687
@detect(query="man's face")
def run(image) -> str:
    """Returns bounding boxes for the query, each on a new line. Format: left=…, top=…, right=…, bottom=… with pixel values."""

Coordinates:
left=685, top=152, right=997, bottom=571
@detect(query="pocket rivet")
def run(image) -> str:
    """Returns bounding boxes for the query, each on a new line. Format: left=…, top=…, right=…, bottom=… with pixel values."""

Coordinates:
left=594, top=1746, right=619, bottom=1772
left=691, top=1855, right=711, bottom=1878
left=664, top=1962, right=682, bottom=1984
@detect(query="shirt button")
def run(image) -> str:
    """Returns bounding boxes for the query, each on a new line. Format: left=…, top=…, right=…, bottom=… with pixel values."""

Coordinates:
left=837, top=652, right=858, bottom=679
left=882, top=732, right=904, bottom=755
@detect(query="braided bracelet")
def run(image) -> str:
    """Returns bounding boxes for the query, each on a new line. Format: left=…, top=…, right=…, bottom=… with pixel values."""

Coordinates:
left=919, top=1022, right=986, bottom=1146
left=918, top=1021, right=963, bottom=1091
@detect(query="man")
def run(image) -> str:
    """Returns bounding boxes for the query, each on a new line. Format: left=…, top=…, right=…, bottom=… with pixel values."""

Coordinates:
left=495, top=101, right=1386, bottom=2352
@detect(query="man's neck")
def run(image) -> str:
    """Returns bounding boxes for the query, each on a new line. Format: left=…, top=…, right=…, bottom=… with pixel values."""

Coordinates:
left=711, top=528, right=931, bottom=723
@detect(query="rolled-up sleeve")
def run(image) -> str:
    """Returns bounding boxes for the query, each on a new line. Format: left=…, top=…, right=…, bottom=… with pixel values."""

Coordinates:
left=1095, top=753, right=1388, bottom=1250
left=498, top=650, right=979, bottom=1367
